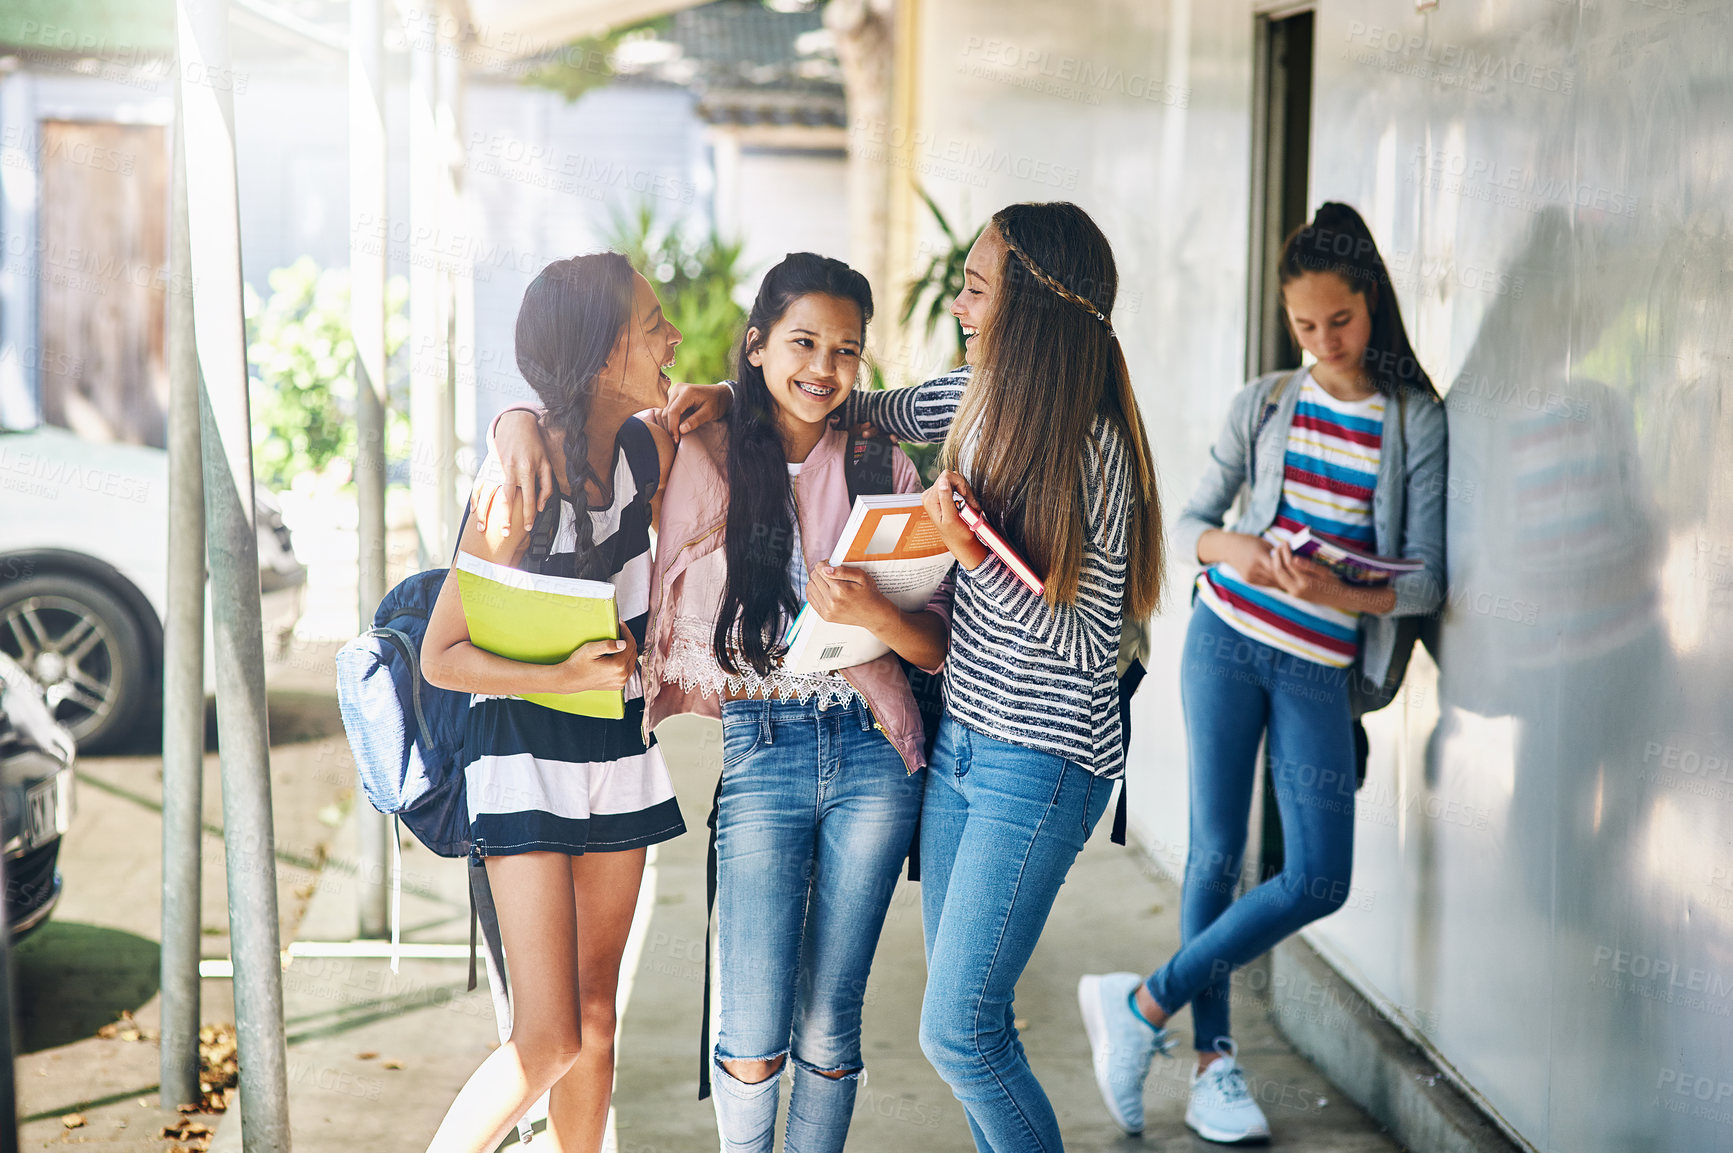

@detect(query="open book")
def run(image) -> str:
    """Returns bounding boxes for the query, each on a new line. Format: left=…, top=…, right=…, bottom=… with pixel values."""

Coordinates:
left=782, top=493, right=956, bottom=675
left=453, top=552, right=624, bottom=718
left=1288, top=526, right=1424, bottom=587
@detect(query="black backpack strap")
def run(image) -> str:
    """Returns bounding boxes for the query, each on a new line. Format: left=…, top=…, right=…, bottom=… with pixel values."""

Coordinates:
left=520, top=493, right=564, bottom=575
left=844, top=428, right=898, bottom=503
left=617, top=415, right=663, bottom=504
left=469, top=857, right=534, bottom=1146
left=906, top=809, right=922, bottom=882
left=698, top=776, right=722, bottom=1100
left=1112, top=658, right=1147, bottom=846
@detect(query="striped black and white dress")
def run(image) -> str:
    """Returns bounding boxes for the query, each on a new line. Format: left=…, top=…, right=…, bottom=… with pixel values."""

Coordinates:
left=462, top=416, right=685, bottom=857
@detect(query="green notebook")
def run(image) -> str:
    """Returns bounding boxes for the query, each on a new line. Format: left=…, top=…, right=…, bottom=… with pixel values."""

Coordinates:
left=453, top=551, right=625, bottom=719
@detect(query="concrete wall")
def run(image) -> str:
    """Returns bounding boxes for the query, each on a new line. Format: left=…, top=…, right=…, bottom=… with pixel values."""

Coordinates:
left=901, top=3, right=1733, bottom=1150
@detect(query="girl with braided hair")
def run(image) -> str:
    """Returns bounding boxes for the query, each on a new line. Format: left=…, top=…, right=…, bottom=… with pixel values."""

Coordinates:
left=420, top=254, right=732, bottom=1153
left=484, top=252, right=952, bottom=1153
left=837, top=200, right=1165, bottom=1152
left=1078, top=202, right=1446, bottom=1143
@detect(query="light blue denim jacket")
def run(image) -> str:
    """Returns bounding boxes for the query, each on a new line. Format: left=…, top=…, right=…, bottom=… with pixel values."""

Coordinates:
left=1171, top=368, right=1448, bottom=688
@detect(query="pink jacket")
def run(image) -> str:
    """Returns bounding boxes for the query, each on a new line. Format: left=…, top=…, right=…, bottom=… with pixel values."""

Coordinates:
left=641, top=423, right=948, bottom=773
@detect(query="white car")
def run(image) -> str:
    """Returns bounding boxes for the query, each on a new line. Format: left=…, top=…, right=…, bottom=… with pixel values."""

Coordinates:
left=0, top=425, right=306, bottom=751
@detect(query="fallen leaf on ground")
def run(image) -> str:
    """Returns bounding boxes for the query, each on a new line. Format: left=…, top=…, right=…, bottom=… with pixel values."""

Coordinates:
left=196, top=1023, right=241, bottom=1112
left=382, top=1058, right=404, bottom=1070
left=61, top=1113, right=86, bottom=1129
left=163, top=1118, right=213, bottom=1139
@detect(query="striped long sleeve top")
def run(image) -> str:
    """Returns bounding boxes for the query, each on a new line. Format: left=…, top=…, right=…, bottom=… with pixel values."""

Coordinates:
left=849, top=368, right=1133, bottom=778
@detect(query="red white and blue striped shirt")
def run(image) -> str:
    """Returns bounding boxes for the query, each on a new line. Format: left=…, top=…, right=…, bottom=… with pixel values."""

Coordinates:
left=1197, top=370, right=1385, bottom=668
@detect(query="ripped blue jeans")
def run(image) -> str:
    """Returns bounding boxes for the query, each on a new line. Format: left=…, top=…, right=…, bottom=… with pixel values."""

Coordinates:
left=711, top=695, right=923, bottom=1153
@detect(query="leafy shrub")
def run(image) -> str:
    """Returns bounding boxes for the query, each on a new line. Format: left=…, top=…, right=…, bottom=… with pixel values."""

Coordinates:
left=245, top=258, right=408, bottom=489
left=605, top=202, right=746, bottom=386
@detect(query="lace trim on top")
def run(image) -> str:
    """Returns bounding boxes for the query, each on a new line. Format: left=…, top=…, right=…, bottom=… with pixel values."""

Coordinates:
left=662, top=615, right=860, bottom=709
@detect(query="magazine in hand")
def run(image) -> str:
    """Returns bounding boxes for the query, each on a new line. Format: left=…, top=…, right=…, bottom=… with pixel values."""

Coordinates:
left=1287, top=526, right=1423, bottom=587
left=954, top=493, right=1044, bottom=596
left=782, top=493, right=956, bottom=674
left=453, top=552, right=625, bottom=718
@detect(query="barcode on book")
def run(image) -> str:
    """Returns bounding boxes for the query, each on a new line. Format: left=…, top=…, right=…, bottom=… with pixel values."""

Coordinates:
left=821, top=643, right=847, bottom=661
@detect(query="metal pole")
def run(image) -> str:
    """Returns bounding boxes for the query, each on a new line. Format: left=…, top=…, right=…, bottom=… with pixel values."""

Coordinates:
left=174, top=0, right=291, bottom=1147
left=438, top=2, right=473, bottom=475
left=351, top=0, right=391, bottom=942
left=407, top=1, right=453, bottom=570
left=0, top=851, right=17, bottom=1153
left=160, top=84, right=207, bottom=1113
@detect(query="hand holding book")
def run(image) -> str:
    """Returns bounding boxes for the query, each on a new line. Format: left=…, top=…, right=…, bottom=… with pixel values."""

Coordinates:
left=806, top=564, right=898, bottom=632
left=782, top=492, right=955, bottom=674
left=922, top=471, right=993, bottom=572
left=922, top=470, right=1045, bottom=596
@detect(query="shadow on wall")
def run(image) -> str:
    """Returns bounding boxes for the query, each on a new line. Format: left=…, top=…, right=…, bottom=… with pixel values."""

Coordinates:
left=1434, top=193, right=1733, bottom=1149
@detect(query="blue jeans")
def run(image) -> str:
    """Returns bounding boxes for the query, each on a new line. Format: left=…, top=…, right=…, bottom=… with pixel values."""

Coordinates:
left=711, top=696, right=923, bottom=1153
left=1146, top=602, right=1356, bottom=1052
left=918, top=715, right=1114, bottom=1153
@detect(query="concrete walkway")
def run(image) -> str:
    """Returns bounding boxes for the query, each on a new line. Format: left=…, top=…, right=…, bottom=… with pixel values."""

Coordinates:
left=238, top=712, right=1404, bottom=1152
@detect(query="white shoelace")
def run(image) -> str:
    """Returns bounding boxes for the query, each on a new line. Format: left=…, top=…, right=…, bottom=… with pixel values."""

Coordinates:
left=1207, top=1060, right=1253, bottom=1105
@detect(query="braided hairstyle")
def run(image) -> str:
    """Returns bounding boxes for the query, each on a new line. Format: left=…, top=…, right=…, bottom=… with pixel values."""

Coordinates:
left=1278, top=202, right=1437, bottom=398
left=513, top=253, right=636, bottom=579
left=713, top=252, right=874, bottom=677
left=944, top=201, right=1164, bottom=618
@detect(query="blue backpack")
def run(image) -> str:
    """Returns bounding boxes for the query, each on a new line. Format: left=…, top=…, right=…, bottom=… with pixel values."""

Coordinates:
left=335, top=568, right=474, bottom=857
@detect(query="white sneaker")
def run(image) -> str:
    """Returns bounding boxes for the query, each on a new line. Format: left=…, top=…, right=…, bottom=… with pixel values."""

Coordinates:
left=1185, top=1040, right=1271, bottom=1144
left=1077, top=972, right=1174, bottom=1135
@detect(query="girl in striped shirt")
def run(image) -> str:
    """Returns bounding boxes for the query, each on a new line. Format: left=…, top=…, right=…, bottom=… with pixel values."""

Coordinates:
left=1078, top=203, right=1446, bottom=1144
left=848, top=201, right=1166, bottom=1152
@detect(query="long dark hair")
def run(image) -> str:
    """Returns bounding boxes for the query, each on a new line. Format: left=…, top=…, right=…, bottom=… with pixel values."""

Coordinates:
left=513, top=252, right=636, bottom=578
left=943, top=201, right=1164, bottom=618
left=712, top=252, right=873, bottom=677
left=1278, top=202, right=1438, bottom=399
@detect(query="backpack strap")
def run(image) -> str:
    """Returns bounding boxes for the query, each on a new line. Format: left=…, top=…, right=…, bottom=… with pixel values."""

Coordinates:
left=698, top=776, right=722, bottom=1100
left=469, top=856, right=535, bottom=1146
left=616, top=415, right=663, bottom=505
left=1111, top=657, right=1147, bottom=846
left=844, top=428, right=898, bottom=503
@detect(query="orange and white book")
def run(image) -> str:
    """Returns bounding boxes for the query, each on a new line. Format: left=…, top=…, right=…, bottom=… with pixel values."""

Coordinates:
left=782, top=493, right=956, bottom=674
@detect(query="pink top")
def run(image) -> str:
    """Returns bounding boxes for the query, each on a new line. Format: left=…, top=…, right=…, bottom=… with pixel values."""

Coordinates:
left=641, top=423, right=949, bottom=773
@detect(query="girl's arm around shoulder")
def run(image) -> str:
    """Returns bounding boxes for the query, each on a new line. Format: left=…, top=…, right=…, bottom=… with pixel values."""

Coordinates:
left=841, top=368, right=968, bottom=444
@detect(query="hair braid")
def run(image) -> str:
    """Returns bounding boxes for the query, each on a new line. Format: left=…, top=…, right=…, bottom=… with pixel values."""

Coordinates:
left=999, top=226, right=1117, bottom=338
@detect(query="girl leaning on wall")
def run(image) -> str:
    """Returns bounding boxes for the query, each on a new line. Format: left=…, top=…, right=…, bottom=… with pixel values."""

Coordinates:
left=1078, top=202, right=1446, bottom=1145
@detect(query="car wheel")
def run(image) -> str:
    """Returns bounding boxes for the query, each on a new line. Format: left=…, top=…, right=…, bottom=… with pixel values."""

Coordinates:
left=0, top=574, right=148, bottom=752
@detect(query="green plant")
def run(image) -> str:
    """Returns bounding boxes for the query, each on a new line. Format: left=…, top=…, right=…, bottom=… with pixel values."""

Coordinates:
left=519, top=18, right=670, bottom=103
left=245, top=257, right=408, bottom=489
left=605, top=201, right=746, bottom=385
left=900, top=185, right=984, bottom=368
